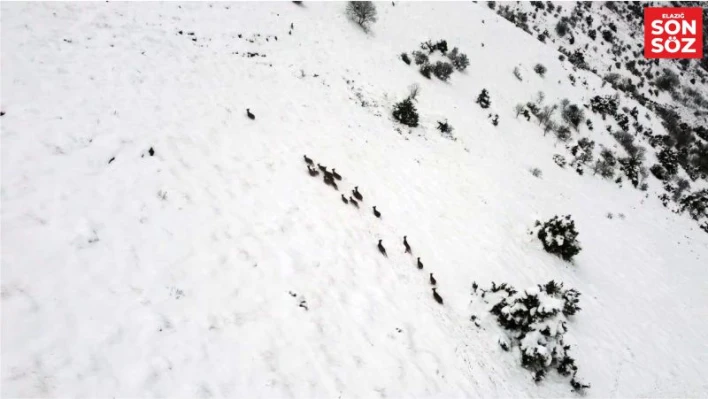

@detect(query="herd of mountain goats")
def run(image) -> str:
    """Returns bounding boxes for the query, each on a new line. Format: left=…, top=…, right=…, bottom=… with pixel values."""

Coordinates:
left=303, top=154, right=444, bottom=305
left=243, top=106, right=443, bottom=305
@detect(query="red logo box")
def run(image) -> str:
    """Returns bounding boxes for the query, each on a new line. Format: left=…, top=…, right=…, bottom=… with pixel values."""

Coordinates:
left=644, top=7, right=703, bottom=59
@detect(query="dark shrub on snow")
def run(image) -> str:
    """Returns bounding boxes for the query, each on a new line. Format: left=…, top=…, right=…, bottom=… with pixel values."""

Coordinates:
left=555, top=17, right=570, bottom=36
left=655, top=68, right=680, bottom=92
left=589, top=94, right=618, bottom=119
left=555, top=125, right=572, bottom=143
left=447, top=47, right=470, bottom=71
left=650, top=164, right=668, bottom=180
left=618, top=152, right=646, bottom=188
left=419, top=63, right=432, bottom=79
left=420, top=39, right=448, bottom=54
left=594, top=147, right=617, bottom=178
left=570, top=138, right=595, bottom=174
left=560, top=100, right=585, bottom=131
left=614, top=112, right=630, bottom=132
left=536, top=215, right=581, bottom=261
left=568, top=49, right=587, bottom=69
left=401, top=52, right=411, bottom=65
left=392, top=97, right=419, bottom=127
left=434, top=39, right=448, bottom=54
left=534, top=63, right=547, bottom=77
left=680, top=189, right=708, bottom=221
left=433, top=61, right=454, bottom=81
left=476, top=89, right=491, bottom=109
left=657, top=147, right=679, bottom=176
left=437, top=120, right=454, bottom=134
left=412, top=50, right=429, bottom=65
left=612, top=130, right=641, bottom=158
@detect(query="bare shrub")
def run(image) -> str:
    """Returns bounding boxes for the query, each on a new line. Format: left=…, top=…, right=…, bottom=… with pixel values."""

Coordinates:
left=346, top=1, right=378, bottom=30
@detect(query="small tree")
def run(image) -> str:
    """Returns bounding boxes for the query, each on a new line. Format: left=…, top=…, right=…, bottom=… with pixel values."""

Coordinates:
left=401, top=52, right=411, bottom=65
left=393, top=97, right=419, bottom=127
left=476, top=89, right=491, bottom=109
left=346, top=1, right=378, bottom=30
left=538, top=104, right=557, bottom=128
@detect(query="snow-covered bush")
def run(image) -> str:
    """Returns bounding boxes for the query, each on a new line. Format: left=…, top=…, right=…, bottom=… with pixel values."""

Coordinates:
left=475, top=280, right=588, bottom=390
left=680, top=189, right=708, bottom=221
left=530, top=167, right=543, bottom=178
left=570, top=138, right=595, bottom=175
left=618, top=153, right=647, bottom=188
left=392, top=97, right=419, bottom=127
left=536, top=215, right=581, bottom=261
left=433, top=61, right=454, bottom=81
left=346, top=1, right=378, bottom=30
left=447, top=47, right=470, bottom=71
left=534, top=63, right=547, bottom=77
left=421, top=39, right=448, bottom=54
left=593, top=147, right=617, bottom=178
left=476, top=89, right=491, bottom=109
left=657, top=147, right=679, bottom=177
left=589, top=94, right=618, bottom=119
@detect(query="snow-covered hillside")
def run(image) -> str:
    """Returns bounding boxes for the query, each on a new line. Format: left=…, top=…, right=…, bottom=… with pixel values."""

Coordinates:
left=2, top=2, right=707, bottom=397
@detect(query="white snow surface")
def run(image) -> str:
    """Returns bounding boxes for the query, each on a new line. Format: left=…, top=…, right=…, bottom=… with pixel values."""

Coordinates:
left=2, top=2, right=707, bottom=397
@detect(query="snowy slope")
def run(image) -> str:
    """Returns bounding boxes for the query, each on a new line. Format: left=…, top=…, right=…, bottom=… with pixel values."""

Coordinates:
left=2, top=2, right=707, bottom=397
